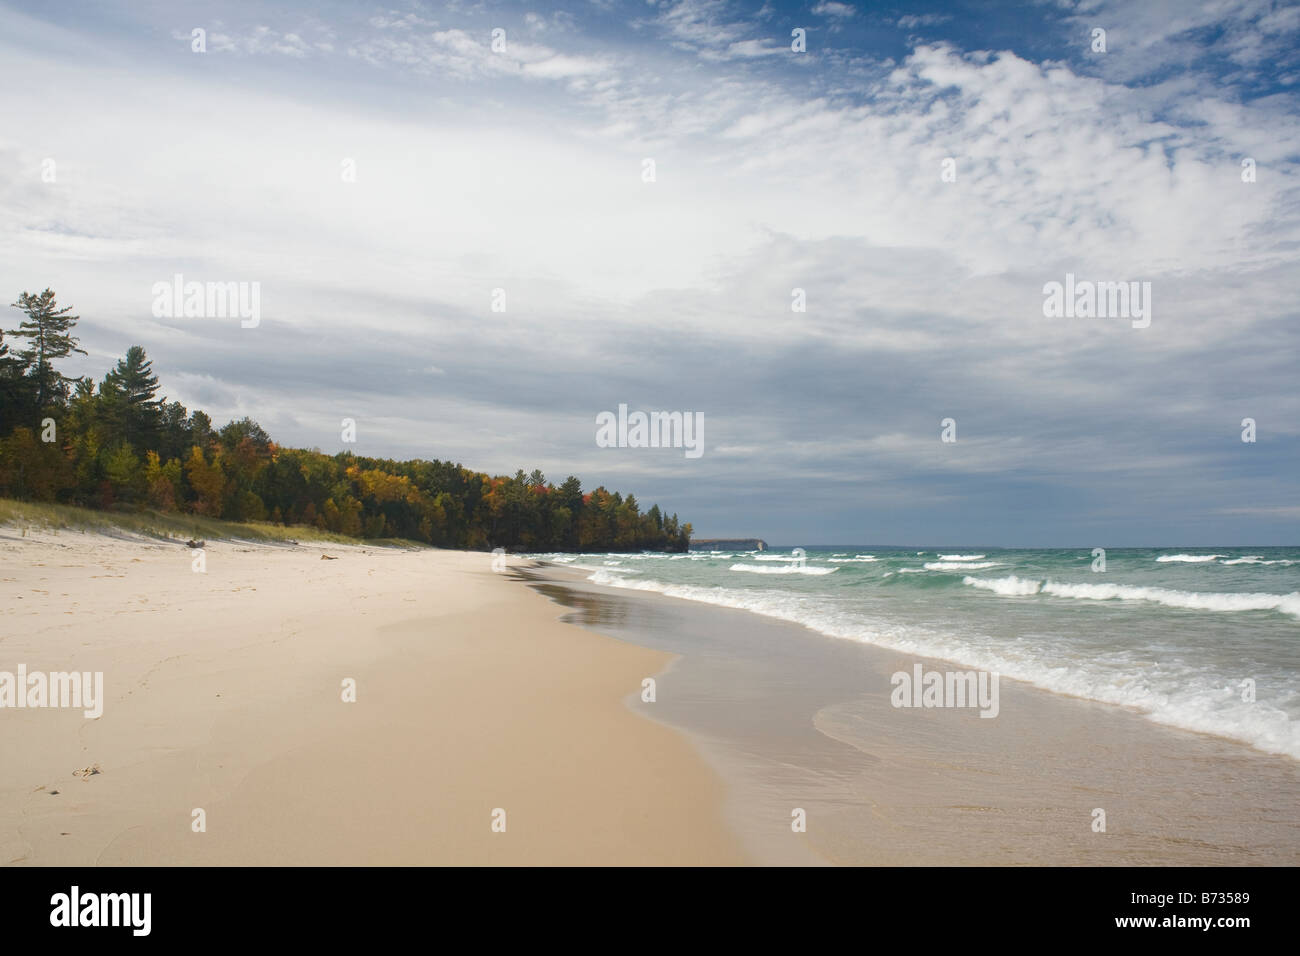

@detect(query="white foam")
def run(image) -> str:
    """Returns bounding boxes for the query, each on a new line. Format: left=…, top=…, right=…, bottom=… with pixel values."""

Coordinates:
left=571, top=562, right=639, bottom=575
left=963, top=574, right=1042, bottom=595
left=938, top=554, right=986, bottom=561
left=925, top=561, right=1002, bottom=571
left=728, top=563, right=836, bottom=575
left=1221, top=556, right=1296, bottom=566
left=962, top=575, right=1300, bottom=619
left=1042, top=580, right=1300, bottom=617
left=1156, top=554, right=1223, bottom=563
left=580, top=569, right=1300, bottom=759
left=827, top=556, right=879, bottom=563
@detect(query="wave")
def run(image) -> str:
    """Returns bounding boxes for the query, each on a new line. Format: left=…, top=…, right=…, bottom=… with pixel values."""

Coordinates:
left=938, top=554, right=986, bottom=561
left=827, top=556, right=878, bottom=563
left=1221, top=556, right=1296, bottom=566
left=570, top=562, right=640, bottom=575
left=962, top=574, right=1042, bottom=595
left=728, top=563, right=837, bottom=575
left=580, top=569, right=1300, bottom=759
left=1156, top=554, right=1224, bottom=563
left=924, top=561, right=1002, bottom=571
left=963, top=575, right=1300, bottom=618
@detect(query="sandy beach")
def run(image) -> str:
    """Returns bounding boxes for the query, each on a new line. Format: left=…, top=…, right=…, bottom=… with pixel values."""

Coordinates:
left=0, top=526, right=747, bottom=866
left=6, top=521, right=1299, bottom=868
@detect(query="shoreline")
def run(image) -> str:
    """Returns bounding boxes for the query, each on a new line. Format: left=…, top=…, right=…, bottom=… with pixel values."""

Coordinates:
left=0, top=527, right=748, bottom=865
left=526, top=562, right=1300, bottom=865
left=7, top=521, right=1297, bottom=866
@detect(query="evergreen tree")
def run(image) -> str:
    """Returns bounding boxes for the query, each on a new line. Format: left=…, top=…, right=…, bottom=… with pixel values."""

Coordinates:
left=7, top=289, right=86, bottom=411
left=0, top=328, right=35, bottom=433
left=157, top=400, right=192, bottom=461
left=102, top=346, right=163, bottom=450
left=0, top=288, right=696, bottom=552
left=188, top=409, right=215, bottom=452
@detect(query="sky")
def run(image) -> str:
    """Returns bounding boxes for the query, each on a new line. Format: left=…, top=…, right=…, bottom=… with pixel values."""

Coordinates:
left=1, top=0, right=1297, bottom=546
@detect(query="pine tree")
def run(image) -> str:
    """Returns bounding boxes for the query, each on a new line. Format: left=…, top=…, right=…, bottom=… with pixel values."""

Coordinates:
left=0, top=327, right=35, bottom=433
left=102, top=346, right=163, bottom=449
left=7, top=289, right=86, bottom=410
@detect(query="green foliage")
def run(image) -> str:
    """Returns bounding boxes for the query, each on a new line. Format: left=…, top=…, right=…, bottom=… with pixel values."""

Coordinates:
left=7, top=289, right=86, bottom=411
left=0, top=426, right=74, bottom=500
left=101, top=345, right=163, bottom=451
left=0, top=293, right=692, bottom=552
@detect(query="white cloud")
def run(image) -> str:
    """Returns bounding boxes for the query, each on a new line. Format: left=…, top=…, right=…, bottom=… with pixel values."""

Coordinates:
left=2, top=0, right=1297, bottom=538
left=812, top=2, right=856, bottom=19
left=896, top=13, right=953, bottom=29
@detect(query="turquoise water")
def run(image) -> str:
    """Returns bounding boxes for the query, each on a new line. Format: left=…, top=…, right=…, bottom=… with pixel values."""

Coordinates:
left=531, top=547, right=1300, bottom=759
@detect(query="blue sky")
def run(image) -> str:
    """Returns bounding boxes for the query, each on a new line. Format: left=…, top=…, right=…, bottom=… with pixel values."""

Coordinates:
left=1, top=0, right=1298, bottom=545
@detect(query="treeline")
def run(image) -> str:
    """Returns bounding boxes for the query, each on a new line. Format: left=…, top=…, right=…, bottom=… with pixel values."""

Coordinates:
left=0, top=289, right=692, bottom=552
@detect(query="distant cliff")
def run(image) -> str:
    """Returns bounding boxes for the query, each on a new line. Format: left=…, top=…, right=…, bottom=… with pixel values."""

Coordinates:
left=689, top=538, right=767, bottom=551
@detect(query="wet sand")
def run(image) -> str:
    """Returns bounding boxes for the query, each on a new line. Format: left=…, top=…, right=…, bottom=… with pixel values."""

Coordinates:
left=526, top=565, right=1300, bottom=865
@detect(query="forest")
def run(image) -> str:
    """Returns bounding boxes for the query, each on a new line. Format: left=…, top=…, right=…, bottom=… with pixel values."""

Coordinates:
left=0, top=289, right=693, bottom=552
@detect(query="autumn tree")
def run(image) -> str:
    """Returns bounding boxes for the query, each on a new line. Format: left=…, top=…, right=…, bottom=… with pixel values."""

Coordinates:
left=184, top=445, right=227, bottom=516
left=0, top=426, right=73, bottom=500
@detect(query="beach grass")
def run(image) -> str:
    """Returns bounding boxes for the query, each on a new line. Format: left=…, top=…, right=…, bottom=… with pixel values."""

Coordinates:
left=0, top=497, right=422, bottom=549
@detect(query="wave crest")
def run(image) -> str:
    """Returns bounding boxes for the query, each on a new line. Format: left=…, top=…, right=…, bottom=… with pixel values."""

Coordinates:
left=728, top=563, right=837, bottom=575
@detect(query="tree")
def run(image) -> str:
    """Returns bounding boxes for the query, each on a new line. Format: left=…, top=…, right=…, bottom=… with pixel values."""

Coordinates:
left=0, top=426, right=73, bottom=500
left=219, top=417, right=271, bottom=454
left=102, top=346, right=163, bottom=449
left=7, top=289, right=86, bottom=410
left=0, top=295, right=697, bottom=550
left=0, top=327, right=35, bottom=433
left=184, top=445, right=227, bottom=516
left=157, top=401, right=192, bottom=461
left=144, top=451, right=183, bottom=511
left=188, top=409, right=215, bottom=452
left=100, top=442, right=144, bottom=503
